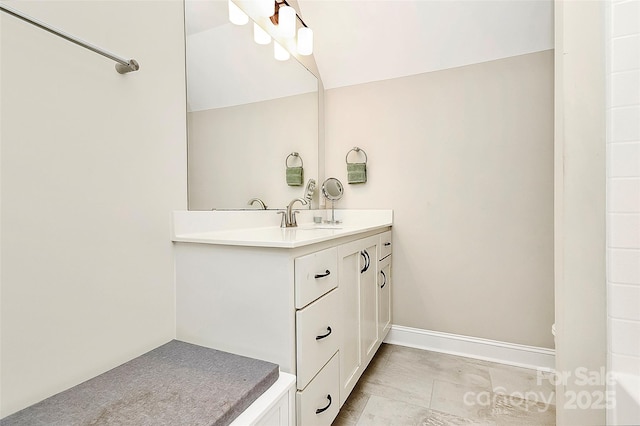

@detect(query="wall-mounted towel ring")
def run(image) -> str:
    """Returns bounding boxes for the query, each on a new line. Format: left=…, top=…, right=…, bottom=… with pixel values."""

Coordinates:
left=345, top=147, right=367, bottom=184
left=285, top=152, right=304, bottom=186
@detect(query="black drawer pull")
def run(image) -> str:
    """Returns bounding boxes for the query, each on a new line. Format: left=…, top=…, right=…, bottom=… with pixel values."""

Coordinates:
left=315, top=326, right=332, bottom=340
left=384, top=242, right=391, bottom=246
left=314, top=270, right=331, bottom=279
left=316, top=394, right=332, bottom=414
left=380, top=270, right=387, bottom=289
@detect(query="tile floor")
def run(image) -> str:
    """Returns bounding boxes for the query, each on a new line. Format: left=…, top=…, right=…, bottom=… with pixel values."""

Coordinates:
left=332, top=344, right=556, bottom=426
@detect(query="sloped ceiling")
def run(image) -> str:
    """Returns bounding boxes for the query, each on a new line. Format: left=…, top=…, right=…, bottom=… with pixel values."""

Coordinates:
left=297, top=0, right=554, bottom=89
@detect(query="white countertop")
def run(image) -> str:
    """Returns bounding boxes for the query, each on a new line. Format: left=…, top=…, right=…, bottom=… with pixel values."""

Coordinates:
left=172, top=209, right=392, bottom=248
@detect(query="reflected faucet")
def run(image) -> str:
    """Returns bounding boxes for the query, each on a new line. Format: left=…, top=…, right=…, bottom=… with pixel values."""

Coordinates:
left=279, top=198, right=308, bottom=228
left=247, top=198, right=267, bottom=210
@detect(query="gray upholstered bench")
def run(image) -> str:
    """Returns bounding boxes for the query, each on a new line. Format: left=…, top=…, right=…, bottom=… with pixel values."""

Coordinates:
left=1, top=340, right=291, bottom=426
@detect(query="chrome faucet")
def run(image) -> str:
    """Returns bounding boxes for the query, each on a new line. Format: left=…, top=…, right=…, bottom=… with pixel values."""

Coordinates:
left=247, top=198, right=267, bottom=210
left=279, top=198, right=308, bottom=228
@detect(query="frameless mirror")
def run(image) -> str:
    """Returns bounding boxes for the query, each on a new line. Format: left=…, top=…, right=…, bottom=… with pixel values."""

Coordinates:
left=184, top=0, right=319, bottom=210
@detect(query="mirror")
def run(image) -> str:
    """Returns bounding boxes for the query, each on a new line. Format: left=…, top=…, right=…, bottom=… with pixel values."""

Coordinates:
left=322, top=177, right=344, bottom=201
left=322, top=177, right=343, bottom=224
left=184, top=0, right=319, bottom=210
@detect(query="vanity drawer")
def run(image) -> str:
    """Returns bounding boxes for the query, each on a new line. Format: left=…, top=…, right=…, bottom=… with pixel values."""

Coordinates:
left=296, top=288, right=339, bottom=390
left=295, top=247, right=338, bottom=309
left=379, top=252, right=391, bottom=269
left=379, top=231, right=392, bottom=261
left=296, top=352, right=340, bottom=426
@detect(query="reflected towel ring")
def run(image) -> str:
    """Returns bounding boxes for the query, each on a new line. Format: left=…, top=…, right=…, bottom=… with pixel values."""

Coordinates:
left=345, top=147, right=367, bottom=164
left=286, top=152, right=303, bottom=168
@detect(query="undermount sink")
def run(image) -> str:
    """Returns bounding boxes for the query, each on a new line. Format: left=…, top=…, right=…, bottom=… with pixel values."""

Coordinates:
left=297, top=224, right=343, bottom=230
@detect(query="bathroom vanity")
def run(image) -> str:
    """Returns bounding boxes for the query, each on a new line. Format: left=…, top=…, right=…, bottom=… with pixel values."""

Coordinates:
left=173, top=210, right=392, bottom=425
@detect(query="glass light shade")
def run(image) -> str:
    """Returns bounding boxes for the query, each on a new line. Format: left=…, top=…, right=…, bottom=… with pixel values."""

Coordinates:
left=257, top=0, right=275, bottom=18
left=297, top=27, right=313, bottom=55
left=254, top=22, right=272, bottom=45
left=274, top=41, right=290, bottom=61
left=228, top=0, right=249, bottom=25
left=278, top=5, right=296, bottom=38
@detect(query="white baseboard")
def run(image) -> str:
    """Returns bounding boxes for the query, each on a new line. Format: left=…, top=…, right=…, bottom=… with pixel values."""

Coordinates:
left=384, top=325, right=555, bottom=371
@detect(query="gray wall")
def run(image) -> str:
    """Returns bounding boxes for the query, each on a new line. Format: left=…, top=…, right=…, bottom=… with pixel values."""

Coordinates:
left=1, top=0, right=187, bottom=416
left=325, top=50, right=555, bottom=348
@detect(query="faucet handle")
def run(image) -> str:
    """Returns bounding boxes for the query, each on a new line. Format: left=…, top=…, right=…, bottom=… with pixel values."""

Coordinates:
left=277, top=210, right=286, bottom=228
left=291, top=210, right=301, bottom=227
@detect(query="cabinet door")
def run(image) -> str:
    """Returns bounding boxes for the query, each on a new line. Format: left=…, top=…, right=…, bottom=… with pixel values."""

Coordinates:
left=337, top=235, right=380, bottom=406
left=360, top=245, right=378, bottom=365
left=378, top=258, right=391, bottom=340
left=338, top=247, right=361, bottom=405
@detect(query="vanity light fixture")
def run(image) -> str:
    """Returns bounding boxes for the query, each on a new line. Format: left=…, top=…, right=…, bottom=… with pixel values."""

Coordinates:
left=228, top=0, right=249, bottom=25
left=256, top=0, right=275, bottom=18
left=297, top=26, right=313, bottom=56
left=274, top=40, right=290, bottom=61
left=270, top=0, right=314, bottom=56
left=253, top=22, right=272, bottom=45
left=228, top=0, right=313, bottom=59
left=276, top=4, right=296, bottom=38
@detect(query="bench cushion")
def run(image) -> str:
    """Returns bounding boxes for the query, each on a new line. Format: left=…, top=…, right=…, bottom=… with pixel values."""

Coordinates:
left=1, top=340, right=279, bottom=426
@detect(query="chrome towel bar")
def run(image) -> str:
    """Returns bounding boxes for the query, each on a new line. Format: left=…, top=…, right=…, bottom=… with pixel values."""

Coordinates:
left=0, top=3, right=139, bottom=74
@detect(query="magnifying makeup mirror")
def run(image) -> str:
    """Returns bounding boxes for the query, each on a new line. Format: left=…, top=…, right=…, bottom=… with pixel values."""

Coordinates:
left=322, top=177, right=343, bottom=224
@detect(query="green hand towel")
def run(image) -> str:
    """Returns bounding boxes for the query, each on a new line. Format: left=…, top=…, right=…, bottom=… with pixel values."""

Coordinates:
left=347, top=162, right=367, bottom=184
left=286, top=166, right=303, bottom=186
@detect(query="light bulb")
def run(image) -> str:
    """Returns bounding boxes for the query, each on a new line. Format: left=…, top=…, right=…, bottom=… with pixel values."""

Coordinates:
left=274, top=41, right=290, bottom=61
left=257, top=0, right=275, bottom=18
left=297, top=27, right=313, bottom=55
left=254, top=22, right=272, bottom=45
left=278, top=5, right=296, bottom=38
left=228, top=0, right=249, bottom=25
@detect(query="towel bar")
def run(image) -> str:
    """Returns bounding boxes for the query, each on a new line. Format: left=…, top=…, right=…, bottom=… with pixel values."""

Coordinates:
left=0, top=3, right=139, bottom=74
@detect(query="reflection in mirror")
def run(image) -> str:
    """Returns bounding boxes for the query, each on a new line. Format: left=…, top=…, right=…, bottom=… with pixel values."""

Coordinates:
left=322, top=177, right=343, bottom=224
left=303, top=179, right=316, bottom=206
left=185, top=0, right=319, bottom=211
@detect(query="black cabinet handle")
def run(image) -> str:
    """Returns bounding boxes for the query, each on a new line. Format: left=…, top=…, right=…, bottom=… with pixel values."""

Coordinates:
left=380, top=270, right=387, bottom=289
left=316, top=394, right=332, bottom=414
left=315, top=326, right=332, bottom=340
left=360, top=250, right=372, bottom=273
left=384, top=242, right=391, bottom=246
left=314, top=270, right=331, bottom=279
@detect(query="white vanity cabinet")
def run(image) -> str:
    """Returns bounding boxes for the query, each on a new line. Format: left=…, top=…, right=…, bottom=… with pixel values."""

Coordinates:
left=174, top=223, right=391, bottom=426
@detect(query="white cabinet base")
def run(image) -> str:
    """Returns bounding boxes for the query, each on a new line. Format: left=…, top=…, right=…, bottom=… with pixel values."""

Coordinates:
left=231, top=372, right=296, bottom=426
left=175, top=226, right=392, bottom=425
